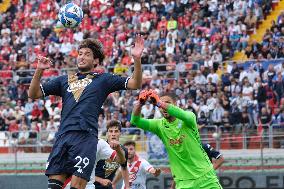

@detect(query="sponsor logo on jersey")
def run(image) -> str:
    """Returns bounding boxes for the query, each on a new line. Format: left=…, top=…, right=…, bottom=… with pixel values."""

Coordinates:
left=67, top=74, right=93, bottom=102
left=67, top=78, right=92, bottom=92
left=169, top=134, right=186, bottom=146
left=103, top=160, right=120, bottom=177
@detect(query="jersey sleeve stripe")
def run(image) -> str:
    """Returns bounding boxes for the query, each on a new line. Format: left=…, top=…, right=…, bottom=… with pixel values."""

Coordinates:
left=110, top=151, right=117, bottom=161
left=40, top=84, right=46, bottom=97
left=124, top=77, right=130, bottom=89
left=216, top=154, right=222, bottom=159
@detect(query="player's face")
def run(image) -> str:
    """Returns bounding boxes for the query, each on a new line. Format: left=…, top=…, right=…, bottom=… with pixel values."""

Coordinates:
left=160, top=96, right=175, bottom=119
left=77, top=48, right=97, bottom=72
left=125, top=145, right=135, bottom=159
left=107, top=126, right=121, bottom=141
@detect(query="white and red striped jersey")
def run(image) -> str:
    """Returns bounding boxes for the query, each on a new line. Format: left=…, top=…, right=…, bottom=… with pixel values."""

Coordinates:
left=121, top=155, right=154, bottom=189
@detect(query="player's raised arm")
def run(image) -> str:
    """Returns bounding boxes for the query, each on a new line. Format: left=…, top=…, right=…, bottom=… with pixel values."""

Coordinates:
left=109, top=140, right=126, bottom=165
left=213, top=156, right=225, bottom=170
left=131, top=90, right=160, bottom=134
left=148, top=89, right=197, bottom=128
left=126, top=35, right=144, bottom=89
left=28, top=56, right=52, bottom=99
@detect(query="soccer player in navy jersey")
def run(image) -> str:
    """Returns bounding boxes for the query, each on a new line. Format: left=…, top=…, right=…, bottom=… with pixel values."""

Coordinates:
left=28, top=35, right=144, bottom=189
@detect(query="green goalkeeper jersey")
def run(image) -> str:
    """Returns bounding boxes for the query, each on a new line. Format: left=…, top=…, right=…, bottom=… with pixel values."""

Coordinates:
left=131, top=104, right=213, bottom=181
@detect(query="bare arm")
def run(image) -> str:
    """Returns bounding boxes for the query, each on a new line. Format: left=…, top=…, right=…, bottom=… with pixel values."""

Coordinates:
left=95, top=176, right=112, bottom=187
left=148, top=167, right=161, bottom=177
left=112, top=168, right=122, bottom=188
left=213, top=156, right=224, bottom=170
left=126, top=35, right=144, bottom=89
left=28, top=69, right=44, bottom=99
left=115, top=146, right=126, bottom=165
left=110, top=141, right=126, bottom=165
left=28, top=56, right=52, bottom=99
left=170, top=181, right=176, bottom=189
left=121, top=167, right=130, bottom=189
left=127, top=57, right=142, bottom=89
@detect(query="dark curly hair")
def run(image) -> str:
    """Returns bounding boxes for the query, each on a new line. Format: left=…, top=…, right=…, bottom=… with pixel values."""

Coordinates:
left=106, top=120, right=122, bottom=132
left=78, top=38, right=105, bottom=64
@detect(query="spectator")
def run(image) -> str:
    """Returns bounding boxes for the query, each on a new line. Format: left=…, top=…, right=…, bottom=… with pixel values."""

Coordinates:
left=211, top=102, right=225, bottom=126
left=259, top=107, right=271, bottom=126
left=18, top=124, right=29, bottom=145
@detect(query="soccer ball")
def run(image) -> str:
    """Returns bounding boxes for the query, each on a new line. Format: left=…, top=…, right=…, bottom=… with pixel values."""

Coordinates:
left=212, top=132, right=220, bottom=139
left=58, top=3, right=83, bottom=28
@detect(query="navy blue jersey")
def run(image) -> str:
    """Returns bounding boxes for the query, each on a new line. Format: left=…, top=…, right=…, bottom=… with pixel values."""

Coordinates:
left=41, top=72, right=129, bottom=137
left=94, top=144, right=128, bottom=189
left=202, top=143, right=222, bottom=162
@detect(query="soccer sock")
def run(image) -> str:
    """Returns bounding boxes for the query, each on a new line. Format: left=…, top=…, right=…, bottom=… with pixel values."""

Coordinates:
left=48, top=179, right=63, bottom=189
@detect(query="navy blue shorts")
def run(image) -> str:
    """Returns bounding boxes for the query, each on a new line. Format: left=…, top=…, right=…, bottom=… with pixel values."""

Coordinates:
left=45, top=131, right=98, bottom=181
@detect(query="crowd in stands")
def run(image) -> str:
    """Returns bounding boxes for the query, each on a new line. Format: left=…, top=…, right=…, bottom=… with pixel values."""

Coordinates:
left=245, top=11, right=284, bottom=59
left=0, top=0, right=284, bottom=146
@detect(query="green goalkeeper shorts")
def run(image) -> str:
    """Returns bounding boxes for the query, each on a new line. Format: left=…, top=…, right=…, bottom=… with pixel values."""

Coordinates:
left=175, top=169, right=223, bottom=189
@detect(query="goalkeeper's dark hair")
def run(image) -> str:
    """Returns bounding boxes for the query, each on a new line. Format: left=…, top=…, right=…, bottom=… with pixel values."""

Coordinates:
left=79, top=38, right=105, bottom=64
left=161, top=92, right=177, bottom=102
left=124, top=140, right=136, bottom=147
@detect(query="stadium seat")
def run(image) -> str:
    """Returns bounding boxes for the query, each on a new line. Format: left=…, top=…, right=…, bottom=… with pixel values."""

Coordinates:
left=220, top=133, right=231, bottom=149
left=248, top=135, right=261, bottom=149
left=231, top=134, right=243, bottom=149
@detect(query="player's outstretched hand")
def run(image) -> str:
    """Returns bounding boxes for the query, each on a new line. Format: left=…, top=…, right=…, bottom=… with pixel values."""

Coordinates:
left=100, top=178, right=112, bottom=187
left=131, top=34, right=144, bottom=59
left=138, top=90, right=149, bottom=105
left=37, top=56, right=52, bottom=70
left=148, top=89, right=160, bottom=106
left=153, top=168, right=161, bottom=177
left=109, top=140, right=120, bottom=150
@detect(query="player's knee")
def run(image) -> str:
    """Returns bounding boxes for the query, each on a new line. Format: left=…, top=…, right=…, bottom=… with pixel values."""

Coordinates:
left=70, top=176, right=87, bottom=189
left=48, top=179, right=64, bottom=189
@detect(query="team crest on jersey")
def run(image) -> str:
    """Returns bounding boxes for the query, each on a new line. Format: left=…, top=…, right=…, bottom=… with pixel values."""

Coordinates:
left=67, top=74, right=94, bottom=102
left=103, top=159, right=120, bottom=177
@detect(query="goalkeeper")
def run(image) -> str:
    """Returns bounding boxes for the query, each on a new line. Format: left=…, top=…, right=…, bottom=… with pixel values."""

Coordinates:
left=130, top=90, right=222, bottom=189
